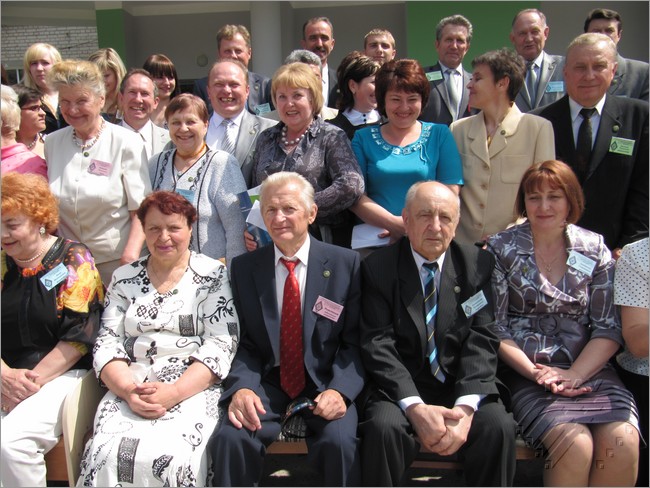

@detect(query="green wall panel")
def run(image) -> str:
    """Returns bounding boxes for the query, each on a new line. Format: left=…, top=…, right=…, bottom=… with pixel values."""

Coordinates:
left=96, top=9, right=127, bottom=61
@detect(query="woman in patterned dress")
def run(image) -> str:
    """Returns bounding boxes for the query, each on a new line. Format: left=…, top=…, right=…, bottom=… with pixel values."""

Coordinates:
left=78, top=191, right=239, bottom=486
left=486, top=160, right=639, bottom=486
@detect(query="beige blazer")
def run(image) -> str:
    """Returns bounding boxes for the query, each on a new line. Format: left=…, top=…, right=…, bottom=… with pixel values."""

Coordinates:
left=450, top=104, right=555, bottom=245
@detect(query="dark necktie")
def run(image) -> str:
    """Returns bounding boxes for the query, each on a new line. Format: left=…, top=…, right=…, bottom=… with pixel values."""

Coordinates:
left=280, top=258, right=305, bottom=398
left=423, top=262, right=445, bottom=383
left=575, top=108, right=597, bottom=183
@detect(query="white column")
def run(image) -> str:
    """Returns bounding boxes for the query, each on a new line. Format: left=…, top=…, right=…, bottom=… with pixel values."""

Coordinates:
left=250, top=1, right=283, bottom=78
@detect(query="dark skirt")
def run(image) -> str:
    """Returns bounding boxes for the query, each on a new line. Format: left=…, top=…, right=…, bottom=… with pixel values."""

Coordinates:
left=503, top=364, right=640, bottom=449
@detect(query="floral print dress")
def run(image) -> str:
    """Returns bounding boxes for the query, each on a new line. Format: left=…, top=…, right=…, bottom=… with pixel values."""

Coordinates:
left=77, top=253, right=239, bottom=486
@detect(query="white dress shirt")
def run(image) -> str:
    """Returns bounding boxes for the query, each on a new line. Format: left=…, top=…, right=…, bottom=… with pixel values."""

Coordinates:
left=569, top=95, right=606, bottom=149
left=206, top=109, right=245, bottom=151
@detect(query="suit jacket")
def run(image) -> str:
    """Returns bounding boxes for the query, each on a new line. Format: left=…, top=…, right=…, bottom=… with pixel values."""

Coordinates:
left=450, top=105, right=555, bottom=245
left=534, top=94, right=649, bottom=249
left=193, top=71, right=272, bottom=116
left=514, top=52, right=566, bottom=112
left=222, top=238, right=365, bottom=404
left=233, top=110, right=278, bottom=187
left=419, top=62, right=476, bottom=126
left=610, top=54, right=649, bottom=102
left=327, top=66, right=339, bottom=108
left=360, top=238, right=501, bottom=402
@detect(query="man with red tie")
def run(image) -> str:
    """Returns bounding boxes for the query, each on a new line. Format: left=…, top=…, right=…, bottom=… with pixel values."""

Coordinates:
left=209, top=171, right=364, bottom=486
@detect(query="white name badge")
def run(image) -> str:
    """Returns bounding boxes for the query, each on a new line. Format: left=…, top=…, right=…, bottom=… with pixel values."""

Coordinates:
left=545, top=81, right=564, bottom=93
left=40, top=262, right=69, bottom=291
left=609, top=137, right=635, bottom=156
left=461, top=290, right=488, bottom=318
left=566, top=250, right=597, bottom=276
left=255, top=103, right=272, bottom=115
left=313, top=295, right=344, bottom=322
left=426, top=71, right=443, bottom=82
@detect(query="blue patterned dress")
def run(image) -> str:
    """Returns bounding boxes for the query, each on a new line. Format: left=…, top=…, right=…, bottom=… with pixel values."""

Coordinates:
left=77, top=253, right=239, bottom=486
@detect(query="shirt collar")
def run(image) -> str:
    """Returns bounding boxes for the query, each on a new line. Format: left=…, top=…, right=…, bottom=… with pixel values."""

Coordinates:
left=568, top=94, right=607, bottom=123
left=529, top=51, right=545, bottom=69
left=410, top=244, right=447, bottom=271
left=210, top=108, right=245, bottom=129
left=274, top=235, right=311, bottom=267
left=122, top=119, right=153, bottom=142
left=343, top=108, right=381, bottom=126
left=438, top=61, right=460, bottom=74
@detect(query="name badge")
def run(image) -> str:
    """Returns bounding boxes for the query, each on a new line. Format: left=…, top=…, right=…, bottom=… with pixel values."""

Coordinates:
left=175, top=188, right=196, bottom=204
left=545, top=81, right=564, bottom=93
left=609, top=137, right=635, bottom=156
left=40, top=262, right=69, bottom=291
left=88, top=159, right=113, bottom=176
left=313, top=295, right=344, bottom=322
left=461, top=290, right=488, bottom=318
left=567, top=250, right=597, bottom=276
left=255, top=103, right=272, bottom=115
left=426, top=71, right=443, bottom=82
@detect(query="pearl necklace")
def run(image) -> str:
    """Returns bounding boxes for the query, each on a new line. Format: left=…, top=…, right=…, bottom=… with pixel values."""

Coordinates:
left=13, top=237, right=51, bottom=264
left=72, top=118, right=105, bottom=154
left=27, top=134, right=38, bottom=150
left=281, top=123, right=311, bottom=147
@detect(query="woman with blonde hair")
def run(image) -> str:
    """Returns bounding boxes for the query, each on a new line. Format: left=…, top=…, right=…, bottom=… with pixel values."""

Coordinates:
left=22, top=43, right=63, bottom=134
left=88, top=47, right=127, bottom=123
left=45, top=60, right=151, bottom=284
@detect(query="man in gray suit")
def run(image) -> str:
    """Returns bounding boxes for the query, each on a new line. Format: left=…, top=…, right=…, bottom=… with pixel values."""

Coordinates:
left=510, top=9, right=566, bottom=112
left=193, top=24, right=273, bottom=117
left=205, top=59, right=277, bottom=187
left=584, top=8, right=649, bottom=101
left=118, top=69, right=171, bottom=159
left=420, top=15, right=476, bottom=126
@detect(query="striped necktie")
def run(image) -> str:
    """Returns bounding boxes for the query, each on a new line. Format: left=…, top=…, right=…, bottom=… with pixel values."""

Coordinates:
left=221, top=118, right=235, bottom=154
left=423, top=262, right=445, bottom=383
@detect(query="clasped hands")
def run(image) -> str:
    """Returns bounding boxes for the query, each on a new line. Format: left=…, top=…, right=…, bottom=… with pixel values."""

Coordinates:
left=123, top=381, right=180, bottom=419
left=1, top=367, right=40, bottom=413
left=228, top=388, right=347, bottom=431
left=406, top=403, right=474, bottom=456
left=532, top=363, right=592, bottom=397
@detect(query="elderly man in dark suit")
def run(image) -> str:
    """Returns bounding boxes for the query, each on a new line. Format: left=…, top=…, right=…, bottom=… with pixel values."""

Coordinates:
left=209, top=171, right=364, bottom=486
left=510, top=9, right=566, bottom=112
left=584, top=8, right=649, bottom=101
left=359, top=181, right=516, bottom=486
left=420, top=15, right=476, bottom=126
left=193, top=24, right=272, bottom=116
left=533, top=33, right=649, bottom=257
left=204, top=59, right=277, bottom=187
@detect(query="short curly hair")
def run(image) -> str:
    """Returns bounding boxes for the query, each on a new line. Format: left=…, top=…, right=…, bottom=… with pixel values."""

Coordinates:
left=2, top=172, right=59, bottom=233
left=375, top=59, right=429, bottom=117
left=136, top=191, right=198, bottom=228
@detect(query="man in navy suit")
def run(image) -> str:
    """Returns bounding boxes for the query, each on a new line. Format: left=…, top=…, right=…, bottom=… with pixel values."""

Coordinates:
left=209, top=172, right=364, bottom=486
left=359, top=181, right=516, bottom=486
left=420, top=15, right=476, bottom=126
left=584, top=8, right=649, bottom=101
left=510, top=9, right=566, bottom=112
left=193, top=24, right=272, bottom=116
left=533, top=33, right=648, bottom=256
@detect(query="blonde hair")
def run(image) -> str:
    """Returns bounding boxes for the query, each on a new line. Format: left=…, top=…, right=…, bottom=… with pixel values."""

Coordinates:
left=88, top=48, right=127, bottom=102
left=47, top=60, right=105, bottom=98
left=1, top=84, right=21, bottom=135
left=22, top=43, right=62, bottom=91
left=271, top=63, right=323, bottom=117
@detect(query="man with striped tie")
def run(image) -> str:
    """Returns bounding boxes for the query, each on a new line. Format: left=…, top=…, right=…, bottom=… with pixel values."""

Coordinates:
left=358, top=181, right=516, bottom=486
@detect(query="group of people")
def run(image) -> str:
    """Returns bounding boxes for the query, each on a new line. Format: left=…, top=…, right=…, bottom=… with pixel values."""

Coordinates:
left=1, top=6, right=647, bottom=488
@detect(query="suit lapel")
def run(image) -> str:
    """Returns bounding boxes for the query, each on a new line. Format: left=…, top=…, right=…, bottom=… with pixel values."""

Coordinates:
left=436, top=246, right=461, bottom=348
left=303, top=240, right=329, bottom=346
left=398, top=240, right=428, bottom=357
left=234, top=112, right=257, bottom=167
left=536, top=52, right=557, bottom=107
left=467, top=114, right=491, bottom=166
left=488, top=105, right=523, bottom=159
left=548, top=97, right=576, bottom=161
left=459, top=68, right=471, bottom=116
left=589, top=96, right=620, bottom=178
left=253, top=246, right=281, bottom=361
left=609, top=55, right=626, bottom=96
left=432, top=63, right=454, bottom=117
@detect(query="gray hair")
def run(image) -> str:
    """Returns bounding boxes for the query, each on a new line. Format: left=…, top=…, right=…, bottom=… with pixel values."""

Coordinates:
left=404, top=181, right=460, bottom=221
left=284, top=49, right=322, bottom=69
left=567, top=33, right=618, bottom=62
left=1, top=84, right=21, bottom=134
left=435, top=15, right=473, bottom=43
left=512, top=9, right=547, bottom=28
left=260, top=171, right=315, bottom=213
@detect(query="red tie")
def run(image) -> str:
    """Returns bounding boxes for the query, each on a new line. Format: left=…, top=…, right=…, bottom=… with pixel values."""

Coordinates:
left=280, top=258, right=305, bottom=398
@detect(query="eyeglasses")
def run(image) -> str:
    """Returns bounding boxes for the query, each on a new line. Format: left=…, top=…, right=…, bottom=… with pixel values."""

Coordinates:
left=280, top=397, right=316, bottom=439
left=21, top=104, right=45, bottom=113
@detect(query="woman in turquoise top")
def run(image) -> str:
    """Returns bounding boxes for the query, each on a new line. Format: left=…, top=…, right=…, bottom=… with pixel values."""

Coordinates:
left=351, top=59, right=463, bottom=241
